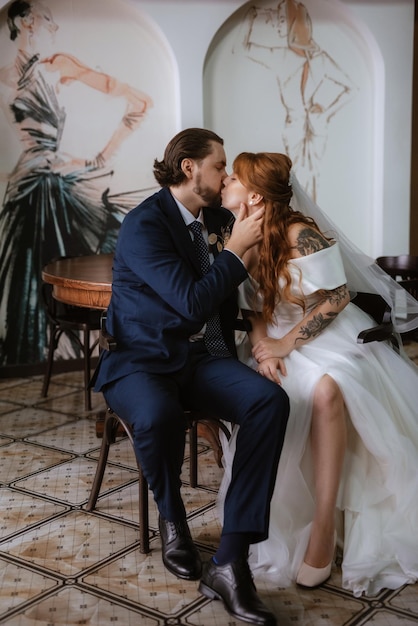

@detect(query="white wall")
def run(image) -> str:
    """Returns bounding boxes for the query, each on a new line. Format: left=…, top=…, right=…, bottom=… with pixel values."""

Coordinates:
left=343, top=0, right=414, bottom=255
left=0, top=0, right=413, bottom=256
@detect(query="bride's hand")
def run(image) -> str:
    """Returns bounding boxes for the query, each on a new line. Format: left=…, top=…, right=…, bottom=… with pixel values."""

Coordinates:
left=253, top=336, right=291, bottom=361
left=256, top=356, right=286, bottom=385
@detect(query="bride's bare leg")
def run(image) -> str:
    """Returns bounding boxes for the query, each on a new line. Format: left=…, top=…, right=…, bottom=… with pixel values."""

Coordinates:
left=304, top=374, right=346, bottom=568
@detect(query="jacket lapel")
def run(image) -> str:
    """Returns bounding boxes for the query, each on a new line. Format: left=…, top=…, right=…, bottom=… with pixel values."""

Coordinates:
left=159, top=188, right=234, bottom=273
left=159, top=188, right=202, bottom=275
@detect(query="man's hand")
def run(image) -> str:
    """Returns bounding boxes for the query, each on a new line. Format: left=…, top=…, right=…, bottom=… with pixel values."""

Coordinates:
left=224, top=203, right=264, bottom=258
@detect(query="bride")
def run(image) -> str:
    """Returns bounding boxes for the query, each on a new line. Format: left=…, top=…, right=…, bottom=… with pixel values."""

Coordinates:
left=218, top=151, right=418, bottom=598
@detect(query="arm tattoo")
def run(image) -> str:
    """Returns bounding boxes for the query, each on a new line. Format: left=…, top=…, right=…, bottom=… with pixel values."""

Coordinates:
left=295, top=285, right=348, bottom=343
left=324, top=284, right=349, bottom=305
left=297, top=311, right=338, bottom=342
left=294, top=227, right=330, bottom=256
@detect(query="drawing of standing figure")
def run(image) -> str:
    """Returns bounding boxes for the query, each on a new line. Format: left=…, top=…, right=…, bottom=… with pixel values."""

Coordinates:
left=0, top=0, right=153, bottom=366
left=243, top=0, right=355, bottom=200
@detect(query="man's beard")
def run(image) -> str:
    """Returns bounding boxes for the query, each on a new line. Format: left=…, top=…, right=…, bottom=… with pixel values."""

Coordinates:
left=193, top=174, right=222, bottom=208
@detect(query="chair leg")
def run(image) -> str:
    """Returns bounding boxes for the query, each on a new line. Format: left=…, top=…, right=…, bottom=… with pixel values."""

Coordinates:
left=86, top=411, right=118, bottom=511
left=41, top=324, right=60, bottom=398
left=189, top=416, right=231, bottom=488
left=86, top=408, right=151, bottom=554
left=196, top=420, right=225, bottom=468
left=82, top=329, right=92, bottom=411
left=189, top=421, right=198, bottom=488
left=138, top=465, right=150, bottom=554
left=88, top=410, right=231, bottom=555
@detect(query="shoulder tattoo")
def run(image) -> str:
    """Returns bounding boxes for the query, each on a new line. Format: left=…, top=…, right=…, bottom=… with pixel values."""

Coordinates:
left=294, top=227, right=330, bottom=256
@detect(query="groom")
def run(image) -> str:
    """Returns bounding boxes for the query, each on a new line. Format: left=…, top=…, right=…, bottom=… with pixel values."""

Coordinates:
left=93, top=128, right=289, bottom=626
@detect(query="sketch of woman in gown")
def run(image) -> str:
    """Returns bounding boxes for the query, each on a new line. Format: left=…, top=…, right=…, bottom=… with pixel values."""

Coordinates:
left=242, top=0, right=355, bottom=200
left=0, top=0, right=153, bottom=366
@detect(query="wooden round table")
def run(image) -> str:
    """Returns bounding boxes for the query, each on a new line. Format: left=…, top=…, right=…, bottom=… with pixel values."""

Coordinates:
left=42, top=254, right=113, bottom=309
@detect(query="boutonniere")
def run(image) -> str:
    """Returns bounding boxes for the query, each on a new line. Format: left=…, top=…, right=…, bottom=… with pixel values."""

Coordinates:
left=208, top=217, right=234, bottom=253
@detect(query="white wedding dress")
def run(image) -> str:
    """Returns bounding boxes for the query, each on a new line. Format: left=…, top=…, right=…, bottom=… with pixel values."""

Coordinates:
left=219, top=242, right=418, bottom=597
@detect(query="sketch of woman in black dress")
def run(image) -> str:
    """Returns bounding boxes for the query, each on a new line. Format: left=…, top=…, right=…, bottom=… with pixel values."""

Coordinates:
left=0, top=0, right=153, bottom=365
left=242, top=0, right=355, bottom=200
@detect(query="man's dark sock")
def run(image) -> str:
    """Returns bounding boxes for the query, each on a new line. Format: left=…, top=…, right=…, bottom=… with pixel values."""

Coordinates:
left=213, top=533, right=250, bottom=566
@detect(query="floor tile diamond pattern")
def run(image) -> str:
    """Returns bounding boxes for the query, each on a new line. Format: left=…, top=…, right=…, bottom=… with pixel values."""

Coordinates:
left=0, top=357, right=417, bottom=625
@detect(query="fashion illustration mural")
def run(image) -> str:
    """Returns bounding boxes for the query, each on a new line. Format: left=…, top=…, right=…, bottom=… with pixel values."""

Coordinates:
left=0, top=0, right=177, bottom=366
left=241, top=0, right=356, bottom=201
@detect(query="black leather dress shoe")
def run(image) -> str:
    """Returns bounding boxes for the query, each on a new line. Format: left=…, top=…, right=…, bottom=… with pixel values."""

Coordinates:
left=198, top=557, right=277, bottom=626
left=159, top=516, right=202, bottom=580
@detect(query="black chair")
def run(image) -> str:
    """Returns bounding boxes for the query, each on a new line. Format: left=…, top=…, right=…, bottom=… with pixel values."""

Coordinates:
left=397, top=279, right=418, bottom=342
left=375, top=256, right=418, bottom=343
left=399, top=278, right=418, bottom=301
left=86, top=314, right=233, bottom=553
left=352, top=291, right=398, bottom=348
left=376, top=255, right=418, bottom=281
left=86, top=403, right=231, bottom=553
left=41, top=272, right=102, bottom=411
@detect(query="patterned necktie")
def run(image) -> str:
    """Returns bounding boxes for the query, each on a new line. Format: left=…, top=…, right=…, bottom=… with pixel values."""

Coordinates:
left=189, top=221, right=230, bottom=356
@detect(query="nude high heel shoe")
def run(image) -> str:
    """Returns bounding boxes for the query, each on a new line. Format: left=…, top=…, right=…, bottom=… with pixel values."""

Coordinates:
left=296, top=531, right=337, bottom=588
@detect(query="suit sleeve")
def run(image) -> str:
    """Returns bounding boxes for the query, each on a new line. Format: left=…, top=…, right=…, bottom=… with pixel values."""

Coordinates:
left=114, top=204, right=248, bottom=326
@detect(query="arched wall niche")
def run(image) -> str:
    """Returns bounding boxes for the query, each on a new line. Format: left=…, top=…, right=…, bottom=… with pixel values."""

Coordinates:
left=203, top=0, right=385, bottom=257
left=0, top=0, right=180, bottom=367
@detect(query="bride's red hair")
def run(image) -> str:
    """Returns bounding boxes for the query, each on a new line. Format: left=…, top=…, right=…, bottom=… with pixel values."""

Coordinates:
left=232, top=152, right=321, bottom=323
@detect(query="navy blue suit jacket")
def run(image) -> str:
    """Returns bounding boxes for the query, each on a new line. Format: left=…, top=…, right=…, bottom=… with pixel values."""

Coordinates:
left=93, top=187, right=248, bottom=390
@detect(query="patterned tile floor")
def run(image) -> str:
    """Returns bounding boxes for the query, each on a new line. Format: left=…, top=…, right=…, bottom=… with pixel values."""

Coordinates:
left=0, top=342, right=417, bottom=625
